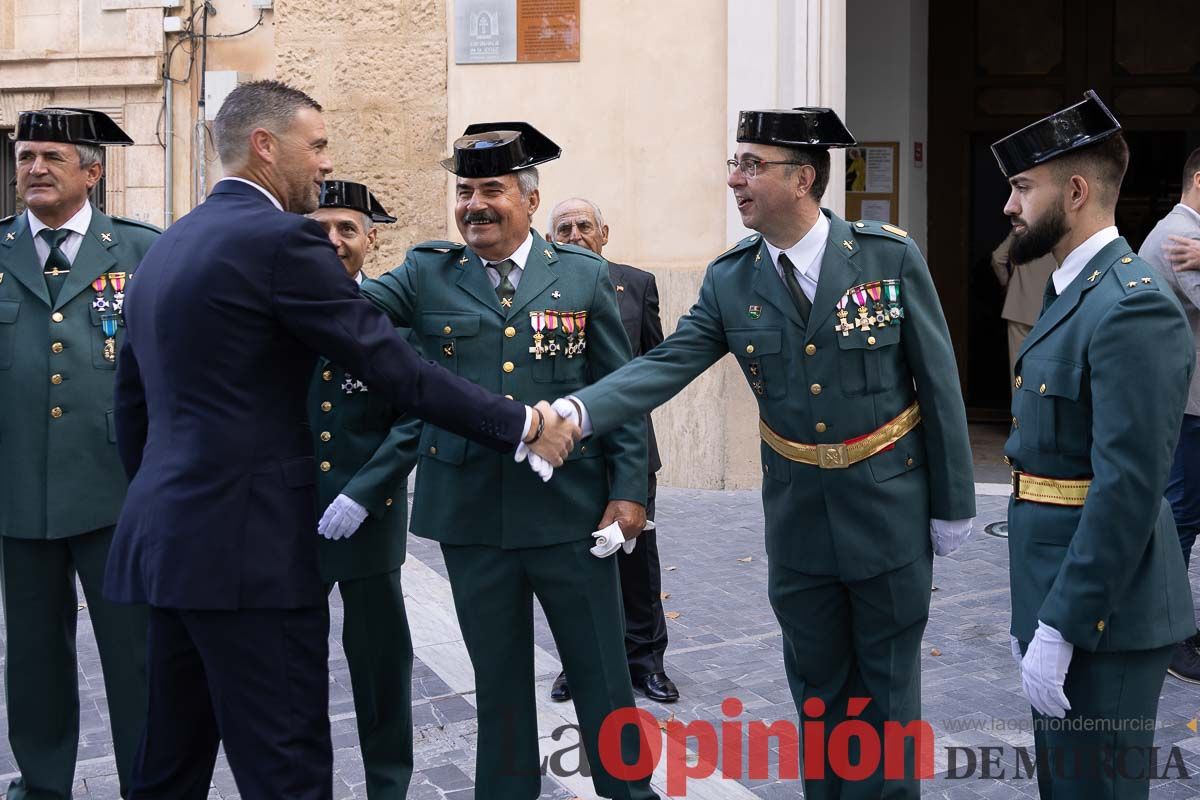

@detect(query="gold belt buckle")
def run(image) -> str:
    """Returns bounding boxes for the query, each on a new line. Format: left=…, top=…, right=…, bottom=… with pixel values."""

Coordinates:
left=818, top=443, right=850, bottom=469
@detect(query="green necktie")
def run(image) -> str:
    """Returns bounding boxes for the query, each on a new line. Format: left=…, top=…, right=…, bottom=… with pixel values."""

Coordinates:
left=493, top=259, right=516, bottom=308
left=779, top=252, right=812, bottom=323
left=38, top=228, right=72, bottom=304
left=1041, top=275, right=1058, bottom=317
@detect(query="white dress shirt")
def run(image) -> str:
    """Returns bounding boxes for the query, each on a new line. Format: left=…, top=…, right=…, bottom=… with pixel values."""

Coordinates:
left=218, top=177, right=284, bottom=211
left=479, top=232, right=534, bottom=290
left=1175, top=203, right=1200, bottom=227
left=1052, top=226, right=1119, bottom=295
left=28, top=202, right=92, bottom=268
left=764, top=212, right=830, bottom=302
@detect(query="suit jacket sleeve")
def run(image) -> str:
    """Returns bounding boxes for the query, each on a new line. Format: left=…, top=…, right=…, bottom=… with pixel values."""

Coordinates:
left=271, top=220, right=524, bottom=452
left=113, top=337, right=148, bottom=479
left=574, top=263, right=729, bottom=436
left=587, top=267, right=648, bottom=504
left=898, top=239, right=977, bottom=520
left=641, top=273, right=665, bottom=354
left=1038, top=290, right=1194, bottom=648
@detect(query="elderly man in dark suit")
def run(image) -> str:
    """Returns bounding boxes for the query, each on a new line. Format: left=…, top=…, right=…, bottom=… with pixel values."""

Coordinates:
left=103, top=80, right=578, bottom=800
left=545, top=197, right=678, bottom=703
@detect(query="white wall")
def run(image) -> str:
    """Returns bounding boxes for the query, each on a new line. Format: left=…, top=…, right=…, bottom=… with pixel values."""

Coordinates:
left=845, top=0, right=928, bottom=251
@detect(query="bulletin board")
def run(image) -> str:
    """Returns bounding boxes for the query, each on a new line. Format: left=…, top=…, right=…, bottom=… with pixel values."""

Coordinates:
left=845, top=142, right=900, bottom=225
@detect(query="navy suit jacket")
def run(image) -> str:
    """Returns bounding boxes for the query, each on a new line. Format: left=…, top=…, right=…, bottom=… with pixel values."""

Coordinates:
left=608, top=261, right=663, bottom=474
left=104, top=180, right=525, bottom=609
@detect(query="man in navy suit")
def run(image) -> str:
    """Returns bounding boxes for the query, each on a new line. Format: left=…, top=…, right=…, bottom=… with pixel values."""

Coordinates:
left=103, top=80, right=579, bottom=800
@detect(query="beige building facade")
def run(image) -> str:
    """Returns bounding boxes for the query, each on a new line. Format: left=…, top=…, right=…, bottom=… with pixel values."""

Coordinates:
left=1, top=0, right=852, bottom=490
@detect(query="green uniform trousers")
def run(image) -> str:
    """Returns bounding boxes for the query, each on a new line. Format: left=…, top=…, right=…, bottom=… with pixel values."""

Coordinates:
left=769, top=553, right=932, bottom=800
left=331, top=568, right=413, bottom=799
left=1, top=527, right=148, bottom=799
left=1022, top=643, right=1172, bottom=800
left=441, top=540, right=657, bottom=800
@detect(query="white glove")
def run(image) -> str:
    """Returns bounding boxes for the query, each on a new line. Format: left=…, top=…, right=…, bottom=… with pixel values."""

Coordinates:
left=317, top=494, right=369, bottom=540
left=590, top=521, right=636, bottom=558
left=1010, top=635, right=1023, bottom=667
left=1021, top=622, right=1073, bottom=718
left=551, top=397, right=580, bottom=426
left=930, top=517, right=973, bottom=556
left=514, top=440, right=553, bottom=482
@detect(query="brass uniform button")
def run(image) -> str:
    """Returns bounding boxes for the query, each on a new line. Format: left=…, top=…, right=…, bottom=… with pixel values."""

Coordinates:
left=443, top=325, right=453, bottom=335
left=502, top=361, right=515, bottom=373
left=810, top=383, right=822, bottom=396
left=745, top=344, right=755, bottom=354
left=867, top=336, right=876, bottom=346
left=321, top=401, right=332, bottom=412
left=50, top=406, right=63, bottom=419
left=906, top=457, right=914, bottom=467
left=429, top=446, right=438, bottom=455
left=51, top=342, right=63, bottom=354
left=1096, top=620, right=1105, bottom=632
left=320, top=431, right=332, bottom=442
left=385, top=498, right=393, bottom=507
left=1039, top=384, right=1046, bottom=394
left=1012, top=416, right=1018, bottom=429
left=1120, top=257, right=1133, bottom=264
left=815, top=422, right=827, bottom=433
left=322, top=370, right=333, bottom=381
left=1003, top=455, right=1011, bottom=465
left=50, top=374, right=63, bottom=385
left=504, top=326, right=516, bottom=338
left=763, top=463, right=770, bottom=474
left=504, top=394, right=514, bottom=400
left=51, top=312, right=63, bottom=323
left=805, top=344, right=817, bottom=356
left=1014, top=376, right=1022, bottom=389
left=581, top=445, right=587, bottom=453
left=319, top=461, right=331, bottom=472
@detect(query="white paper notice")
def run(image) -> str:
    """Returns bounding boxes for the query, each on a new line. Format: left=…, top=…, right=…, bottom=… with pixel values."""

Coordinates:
left=865, top=147, right=895, bottom=193
left=861, top=199, right=891, bottom=222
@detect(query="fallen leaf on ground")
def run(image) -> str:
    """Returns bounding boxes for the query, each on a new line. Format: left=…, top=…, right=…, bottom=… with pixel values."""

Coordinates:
left=660, top=592, right=671, bottom=600
left=664, top=566, right=677, bottom=571
left=658, top=712, right=676, bottom=731
left=737, top=556, right=753, bottom=563
left=930, top=648, right=942, bottom=656
left=665, top=611, right=681, bottom=620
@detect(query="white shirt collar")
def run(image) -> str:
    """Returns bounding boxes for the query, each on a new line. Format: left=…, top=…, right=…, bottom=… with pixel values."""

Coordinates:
left=482, top=232, right=535, bottom=270
left=1175, top=203, right=1200, bottom=227
left=354, top=271, right=364, bottom=285
left=28, top=201, right=92, bottom=240
left=218, top=177, right=284, bottom=211
left=764, top=212, right=830, bottom=279
left=1053, top=226, right=1120, bottom=294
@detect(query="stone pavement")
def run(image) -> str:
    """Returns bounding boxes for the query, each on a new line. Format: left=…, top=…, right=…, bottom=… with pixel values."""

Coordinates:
left=3, top=481, right=1200, bottom=799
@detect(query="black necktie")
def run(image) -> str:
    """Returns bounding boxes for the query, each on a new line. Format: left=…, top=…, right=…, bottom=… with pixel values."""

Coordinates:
left=493, top=259, right=516, bottom=308
left=1041, top=275, right=1058, bottom=317
left=779, top=253, right=812, bottom=323
left=38, top=228, right=72, bottom=303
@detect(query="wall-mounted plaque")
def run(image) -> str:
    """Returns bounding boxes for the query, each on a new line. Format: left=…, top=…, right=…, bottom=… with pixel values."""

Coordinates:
left=455, top=0, right=580, bottom=64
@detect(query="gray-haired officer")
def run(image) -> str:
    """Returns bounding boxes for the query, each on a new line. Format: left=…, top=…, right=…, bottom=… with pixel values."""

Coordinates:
left=0, top=108, right=158, bottom=799
left=996, top=92, right=1195, bottom=799
left=307, top=180, right=417, bottom=798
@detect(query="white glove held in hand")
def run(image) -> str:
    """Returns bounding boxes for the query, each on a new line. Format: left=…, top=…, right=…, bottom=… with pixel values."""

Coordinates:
left=590, top=521, right=636, bottom=558
left=930, top=517, right=973, bottom=556
left=318, top=494, right=369, bottom=540
left=551, top=397, right=580, bottom=425
left=1021, top=622, right=1073, bottom=718
left=514, top=441, right=553, bottom=482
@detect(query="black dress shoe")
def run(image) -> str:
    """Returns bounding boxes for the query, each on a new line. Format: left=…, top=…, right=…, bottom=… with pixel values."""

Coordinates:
left=550, top=671, right=571, bottom=702
left=635, top=672, right=679, bottom=703
left=1168, top=634, right=1200, bottom=685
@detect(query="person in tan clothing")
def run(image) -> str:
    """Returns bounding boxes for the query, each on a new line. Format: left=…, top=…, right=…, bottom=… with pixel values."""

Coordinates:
left=992, top=230, right=1058, bottom=388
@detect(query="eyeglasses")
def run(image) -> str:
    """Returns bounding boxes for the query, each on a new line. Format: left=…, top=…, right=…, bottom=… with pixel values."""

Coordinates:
left=726, top=159, right=804, bottom=178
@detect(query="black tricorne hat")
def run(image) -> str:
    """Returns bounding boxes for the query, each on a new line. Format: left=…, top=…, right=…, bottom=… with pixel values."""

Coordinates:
left=440, top=122, right=561, bottom=178
left=991, top=91, right=1122, bottom=178
left=15, top=107, right=134, bottom=146
left=318, top=181, right=397, bottom=223
left=737, top=107, right=856, bottom=148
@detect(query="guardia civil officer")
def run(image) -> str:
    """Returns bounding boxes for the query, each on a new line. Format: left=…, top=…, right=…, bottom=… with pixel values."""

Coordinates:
left=557, top=107, right=977, bottom=798
left=361, top=123, right=658, bottom=800
left=995, top=91, right=1194, bottom=799
left=307, top=180, right=416, bottom=798
left=0, top=108, right=158, bottom=800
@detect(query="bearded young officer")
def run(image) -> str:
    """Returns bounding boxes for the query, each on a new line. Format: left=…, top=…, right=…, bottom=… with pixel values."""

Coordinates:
left=546, top=107, right=976, bottom=798
left=360, top=122, right=659, bottom=800
left=306, top=180, right=420, bottom=799
left=994, top=91, right=1194, bottom=799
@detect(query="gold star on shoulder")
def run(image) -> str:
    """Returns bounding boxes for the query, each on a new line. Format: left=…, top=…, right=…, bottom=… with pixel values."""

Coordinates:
left=1141, top=277, right=1152, bottom=284
left=459, top=256, right=469, bottom=265
left=1127, top=281, right=1137, bottom=288
left=543, top=249, right=554, bottom=259
left=843, top=240, right=854, bottom=251
left=4, top=233, right=13, bottom=241
left=1087, top=271, right=1101, bottom=282
left=100, top=232, right=113, bottom=243
left=755, top=251, right=762, bottom=263
left=500, top=297, right=513, bottom=308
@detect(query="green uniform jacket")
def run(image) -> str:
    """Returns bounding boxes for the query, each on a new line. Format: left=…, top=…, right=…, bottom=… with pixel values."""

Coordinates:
left=574, top=211, right=976, bottom=581
left=1006, top=238, right=1195, bottom=652
left=0, top=207, right=160, bottom=539
left=361, top=231, right=647, bottom=548
left=308, top=351, right=418, bottom=584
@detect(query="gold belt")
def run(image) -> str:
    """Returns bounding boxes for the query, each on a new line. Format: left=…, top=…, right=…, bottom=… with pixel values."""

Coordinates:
left=759, top=402, right=921, bottom=469
left=1011, top=471, right=1091, bottom=506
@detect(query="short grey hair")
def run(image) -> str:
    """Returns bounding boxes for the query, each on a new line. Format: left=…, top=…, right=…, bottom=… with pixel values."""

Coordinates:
left=548, top=197, right=606, bottom=232
left=213, top=79, right=323, bottom=170
left=361, top=212, right=376, bottom=232
left=516, top=166, right=539, bottom=198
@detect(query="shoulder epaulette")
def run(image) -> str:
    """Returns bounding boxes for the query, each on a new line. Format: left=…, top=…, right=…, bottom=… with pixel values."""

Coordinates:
left=852, top=220, right=909, bottom=241
left=1112, top=253, right=1160, bottom=295
left=412, top=240, right=465, bottom=253
left=714, top=234, right=762, bottom=263
left=111, top=215, right=163, bottom=234
left=548, top=240, right=604, bottom=262
left=0, top=214, right=15, bottom=227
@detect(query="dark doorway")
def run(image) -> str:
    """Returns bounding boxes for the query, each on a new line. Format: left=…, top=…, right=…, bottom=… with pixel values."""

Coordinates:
left=929, top=0, right=1200, bottom=418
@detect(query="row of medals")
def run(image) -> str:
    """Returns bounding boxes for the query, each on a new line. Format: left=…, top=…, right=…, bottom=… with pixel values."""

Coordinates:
left=835, top=279, right=904, bottom=337
left=529, top=310, right=588, bottom=359
left=90, top=272, right=127, bottom=362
